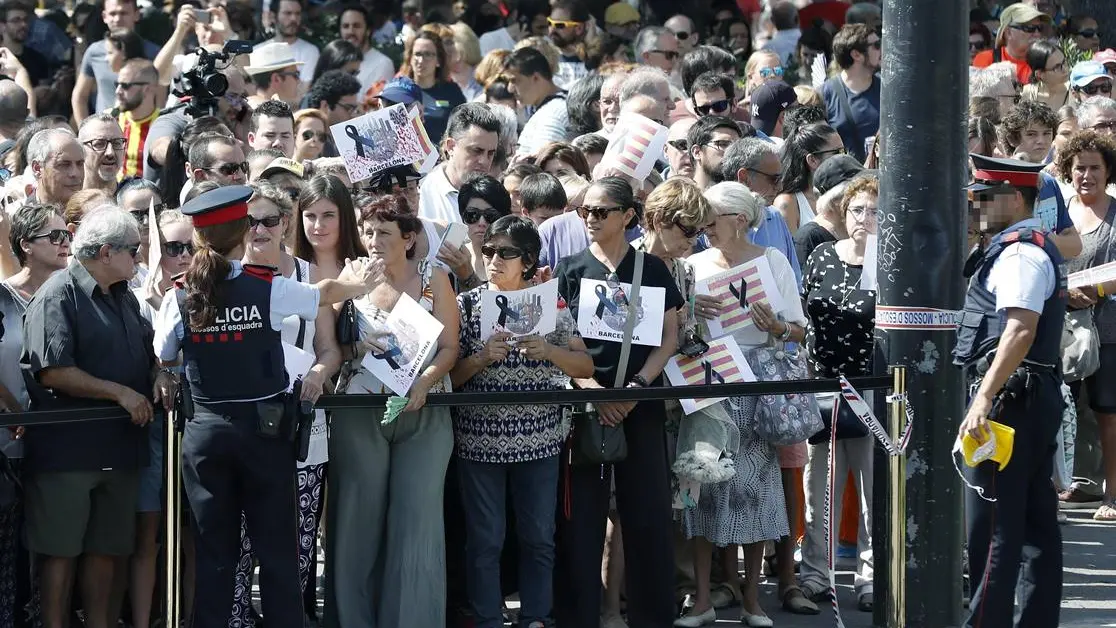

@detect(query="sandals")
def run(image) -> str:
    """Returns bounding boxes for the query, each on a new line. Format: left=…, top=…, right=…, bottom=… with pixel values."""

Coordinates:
left=781, top=586, right=820, bottom=615
left=1093, top=499, right=1116, bottom=522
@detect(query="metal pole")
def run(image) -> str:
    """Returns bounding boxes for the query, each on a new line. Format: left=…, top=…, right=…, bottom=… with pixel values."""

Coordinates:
left=888, top=366, right=907, bottom=628
left=166, top=413, right=182, bottom=628
left=876, top=1, right=968, bottom=626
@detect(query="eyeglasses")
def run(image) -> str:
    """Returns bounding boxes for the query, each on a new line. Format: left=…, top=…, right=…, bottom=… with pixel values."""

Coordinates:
left=671, top=30, right=689, bottom=40
left=758, top=66, right=785, bottom=79
left=301, top=130, right=328, bottom=142
left=1089, top=120, right=1116, bottom=132
left=462, top=207, right=504, bottom=224
left=27, top=229, right=73, bottom=245
left=746, top=168, right=780, bottom=184
left=82, top=137, right=126, bottom=152
left=336, top=102, right=360, bottom=115
left=694, top=99, right=731, bottom=115
left=117, top=243, right=141, bottom=258
left=130, top=209, right=150, bottom=225
left=847, top=205, right=878, bottom=221
left=163, top=240, right=195, bottom=257
left=205, top=161, right=250, bottom=177
left=282, top=187, right=301, bottom=202
left=576, top=205, right=625, bottom=220
left=704, top=139, right=734, bottom=152
left=667, top=138, right=688, bottom=152
left=1078, top=81, right=1113, bottom=96
left=650, top=49, right=679, bottom=61
left=248, top=214, right=283, bottom=228
left=811, top=147, right=846, bottom=158
left=672, top=218, right=705, bottom=239
left=1010, top=23, right=1044, bottom=34
left=481, top=244, right=524, bottom=260
left=969, top=40, right=988, bottom=51
left=1077, top=28, right=1102, bottom=39
left=546, top=17, right=582, bottom=29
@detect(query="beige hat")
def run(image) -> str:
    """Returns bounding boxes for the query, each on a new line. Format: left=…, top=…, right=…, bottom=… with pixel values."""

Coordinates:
left=244, top=42, right=304, bottom=75
left=999, top=3, right=1051, bottom=28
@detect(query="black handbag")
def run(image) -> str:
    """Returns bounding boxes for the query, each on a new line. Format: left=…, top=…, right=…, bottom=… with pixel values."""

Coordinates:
left=336, top=299, right=358, bottom=347
left=809, top=390, right=869, bottom=444
left=570, top=251, right=645, bottom=465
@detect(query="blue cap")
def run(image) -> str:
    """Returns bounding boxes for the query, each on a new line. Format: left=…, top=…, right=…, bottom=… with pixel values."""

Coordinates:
left=377, top=77, right=422, bottom=106
left=180, top=185, right=253, bottom=227
left=1070, top=61, right=1110, bottom=88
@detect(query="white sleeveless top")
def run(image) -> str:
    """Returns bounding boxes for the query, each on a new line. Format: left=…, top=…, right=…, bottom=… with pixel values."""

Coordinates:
left=795, top=191, right=817, bottom=227
left=281, top=257, right=328, bottom=467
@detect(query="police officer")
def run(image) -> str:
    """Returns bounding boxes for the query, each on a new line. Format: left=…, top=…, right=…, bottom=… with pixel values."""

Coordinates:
left=953, top=154, right=1066, bottom=628
left=151, top=186, right=381, bottom=627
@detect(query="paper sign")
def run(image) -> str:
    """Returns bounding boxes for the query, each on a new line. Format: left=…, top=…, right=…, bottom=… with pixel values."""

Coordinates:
left=146, top=198, right=160, bottom=275
left=282, top=341, right=315, bottom=392
left=672, top=477, right=701, bottom=510
left=663, top=336, right=756, bottom=414
left=1068, top=259, right=1116, bottom=289
left=861, top=233, right=878, bottom=291
left=576, top=278, right=665, bottom=346
left=695, top=257, right=786, bottom=338
left=331, top=103, right=437, bottom=183
left=438, top=222, right=468, bottom=251
left=479, top=280, right=559, bottom=340
left=358, top=294, right=444, bottom=396
left=599, top=112, right=668, bottom=181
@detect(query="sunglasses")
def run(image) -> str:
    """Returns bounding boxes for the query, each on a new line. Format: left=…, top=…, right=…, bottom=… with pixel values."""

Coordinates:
left=1010, top=23, right=1043, bottom=34
left=206, top=161, right=250, bottom=177
left=650, top=49, right=679, bottom=61
left=758, top=66, right=785, bottom=79
left=163, top=240, right=195, bottom=257
left=969, top=40, right=988, bottom=51
left=667, top=138, right=688, bottom=152
left=1078, top=81, right=1113, bottom=96
left=672, top=218, right=705, bottom=239
left=28, top=229, right=73, bottom=245
left=114, top=80, right=148, bottom=90
left=546, top=17, right=581, bottom=29
left=671, top=30, right=689, bottom=40
left=576, top=205, right=626, bottom=221
left=118, top=244, right=141, bottom=258
left=694, top=99, right=731, bottom=115
left=301, top=130, right=328, bottom=142
left=462, top=207, right=504, bottom=224
left=811, top=147, right=847, bottom=158
left=129, top=207, right=166, bottom=224
left=248, top=214, right=283, bottom=228
left=481, top=244, right=524, bottom=260
left=1077, top=28, right=1102, bottom=38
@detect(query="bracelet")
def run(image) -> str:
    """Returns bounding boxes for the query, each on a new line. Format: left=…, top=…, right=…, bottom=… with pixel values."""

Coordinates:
left=778, top=322, right=793, bottom=341
left=630, top=374, right=649, bottom=388
left=1098, top=283, right=1106, bottom=299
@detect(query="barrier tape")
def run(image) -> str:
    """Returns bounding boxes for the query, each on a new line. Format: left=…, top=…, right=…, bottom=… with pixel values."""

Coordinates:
left=824, top=376, right=915, bottom=628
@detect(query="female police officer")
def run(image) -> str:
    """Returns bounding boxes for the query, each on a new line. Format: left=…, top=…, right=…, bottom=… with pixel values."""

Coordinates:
left=151, top=186, right=382, bottom=628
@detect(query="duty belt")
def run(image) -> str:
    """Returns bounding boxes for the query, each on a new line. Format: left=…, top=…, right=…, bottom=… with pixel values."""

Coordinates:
left=971, top=351, right=1056, bottom=378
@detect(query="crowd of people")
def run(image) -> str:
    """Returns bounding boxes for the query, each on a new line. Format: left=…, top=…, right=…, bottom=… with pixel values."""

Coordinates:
left=0, top=0, right=1104, bottom=627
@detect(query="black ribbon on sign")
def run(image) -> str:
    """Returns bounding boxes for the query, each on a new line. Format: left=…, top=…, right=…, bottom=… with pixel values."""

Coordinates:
left=727, top=279, right=749, bottom=308
left=594, top=284, right=619, bottom=319
left=494, top=294, right=521, bottom=327
left=345, top=125, right=378, bottom=158
left=372, top=344, right=403, bottom=370
left=703, top=360, right=725, bottom=385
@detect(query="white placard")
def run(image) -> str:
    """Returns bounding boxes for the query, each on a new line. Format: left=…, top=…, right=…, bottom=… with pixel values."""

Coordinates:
left=576, top=278, right=665, bottom=346
left=1068, top=259, right=1116, bottom=289
left=331, top=103, right=437, bottom=183
left=695, top=256, right=786, bottom=338
left=479, top=280, right=559, bottom=340
left=663, top=336, right=756, bottom=414
left=599, top=112, right=669, bottom=181
left=358, top=294, right=444, bottom=397
left=438, top=222, right=469, bottom=251
left=861, top=233, right=878, bottom=291
left=282, top=341, right=315, bottom=392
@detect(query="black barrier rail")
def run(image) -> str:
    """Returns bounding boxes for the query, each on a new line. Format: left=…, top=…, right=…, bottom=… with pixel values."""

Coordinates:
left=0, top=375, right=894, bottom=428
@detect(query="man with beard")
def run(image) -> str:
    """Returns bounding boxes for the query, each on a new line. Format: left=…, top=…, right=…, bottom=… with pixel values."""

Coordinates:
left=547, top=0, right=589, bottom=90
left=267, top=0, right=319, bottom=84
left=79, top=113, right=126, bottom=193
left=114, top=59, right=159, bottom=179
left=821, top=23, right=881, bottom=162
left=0, top=0, right=50, bottom=86
left=29, top=128, right=83, bottom=206
left=687, top=115, right=742, bottom=190
left=72, top=0, right=159, bottom=123
left=338, top=4, right=394, bottom=98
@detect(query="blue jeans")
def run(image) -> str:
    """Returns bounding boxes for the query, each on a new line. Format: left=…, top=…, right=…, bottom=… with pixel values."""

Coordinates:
left=458, top=455, right=559, bottom=628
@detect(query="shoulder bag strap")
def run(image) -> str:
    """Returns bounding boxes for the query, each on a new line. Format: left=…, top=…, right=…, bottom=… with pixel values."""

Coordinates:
left=294, top=260, right=307, bottom=349
left=613, top=250, right=644, bottom=388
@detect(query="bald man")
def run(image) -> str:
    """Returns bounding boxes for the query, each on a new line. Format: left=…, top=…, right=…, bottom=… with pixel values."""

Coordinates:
left=666, top=117, right=696, bottom=178
left=665, top=15, right=698, bottom=54
left=0, top=79, right=29, bottom=142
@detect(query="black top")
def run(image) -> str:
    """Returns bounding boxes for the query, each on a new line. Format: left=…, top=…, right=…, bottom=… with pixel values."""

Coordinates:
left=555, top=246, right=684, bottom=388
left=16, top=46, right=51, bottom=87
left=794, top=221, right=838, bottom=274
left=20, top=260, right=152, bottom=472
left=801, top=242, right=876, bottom=378
left=420, top=80, right=467, bottom=146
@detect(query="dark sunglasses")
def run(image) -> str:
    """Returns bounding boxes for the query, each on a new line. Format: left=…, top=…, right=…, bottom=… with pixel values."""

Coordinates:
left=651, top=49, right=679, bottom=61
left=694, top=99, right=731, bottom=116
left=481, top=244, right=524, bottom=260
left=118, top=244, right=141, bottom=258
left=969, top=40, right=988, bottom=51
left=575, top=205, right=626, bottom=221
left=1010, top=23, right=1043, bottom=34
left=207, top=161, right=250, bottom=177
left=248, top=214, right=283, bottom=228
left=1077, top=28, right=1102, bottom=38
left=672, top=30, right=689, bottom=40
left=672, top=218, right=705, bottom=239
left=28, top=229, right=73, bottom=245
left=1078, top=81, right=1113, bottom=96
left=667, top=138, right=689, bottom=152
left=163, top=240, right=195, bottom=257
left=301, top=130, right=328, bottom=142
left=462, top=207, right=504, bottom=224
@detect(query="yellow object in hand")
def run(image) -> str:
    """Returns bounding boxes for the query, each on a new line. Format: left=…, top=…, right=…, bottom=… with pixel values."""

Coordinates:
left=960, top=420, right=1015, bottom=470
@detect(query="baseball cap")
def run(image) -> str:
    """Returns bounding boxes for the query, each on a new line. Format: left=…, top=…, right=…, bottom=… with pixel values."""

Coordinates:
left=1095, top=49, right=1116, bottom=67
left=377, top=77, right=422, bottom=106
left=259, top=157, right=305, bottom=180
left=1070, top=60, right=1110, bottom=88
left=604, top=2, right=640, bottom=26
left=998, top=3, right=1051, bottom=28
left=813, top=155, right=865, bottom=196
left=749, top=82, right=798, bottom=136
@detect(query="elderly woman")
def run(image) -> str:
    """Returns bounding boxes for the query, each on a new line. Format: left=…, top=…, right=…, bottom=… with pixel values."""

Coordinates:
left=970, top=62, right=1020, bottom=121
left=675, top=182, right=808, bottom=627
left=325, top=194, right=459, bottom=628
left=799, top=175, right=879, bottom=612
left=450, top=215, right=592, bottom=628
left=1058, top=130, right=1116, bottom=521
left=552, top=176, right=683, bottom=628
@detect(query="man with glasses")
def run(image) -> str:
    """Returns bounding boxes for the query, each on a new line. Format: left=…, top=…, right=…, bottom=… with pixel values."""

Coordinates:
left=305, top=70, right=362, bottom=158
left=72, top=0, right=159, bottom=124
left=689, top=71, right=739, bottom=121
left=28, top=128, right=83, bottom=206
left=664, top=15, right=698, bottom=55
left=114, top=59, right=159, bottom=179
left=0, top=0, right=49, bottom=86
left=665, top=118, right=696, bottom=179
left=248, top=100, right=296, bottom=159
left=972, top=3, right=1051, bottom=84
left=687, top=115, right=743, bottom=191
left=634, top=26, right=679, bottom=77
left=245, top=41, right=305, bottom=109
left=547, top=0, right=589, bottom=90
left=822, top=23, right=881, bottom=162
left=602, top=2, right=640, bottom=41
left=185, top=133, right=248, bottom=203
left=78, top=113, right=126, bottom=194
left=1069, top=61, right=1112, bottom=105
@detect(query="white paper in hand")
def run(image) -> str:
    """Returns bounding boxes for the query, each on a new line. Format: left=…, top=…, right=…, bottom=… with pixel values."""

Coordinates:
left=282, top=342, right=315, bottom=392
left=331, top=103, right=438, bottom=183
left=146, top=198, right=161, bottom=284
left=599, top=112, right=668, bottom=182
left=479, top=280, right=559, bottom=340
left=359, top=294, right=444, bottom=397
left=861, top=233, right=878, bottom=291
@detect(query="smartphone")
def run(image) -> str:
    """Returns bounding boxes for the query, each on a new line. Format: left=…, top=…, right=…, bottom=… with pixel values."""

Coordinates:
left=196, top=9, right=212, bottom=24
left=438, top=222, right=468, bottom=251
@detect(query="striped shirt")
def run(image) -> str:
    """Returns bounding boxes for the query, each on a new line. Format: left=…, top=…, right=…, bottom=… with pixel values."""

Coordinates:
left=118, top=109, right=160, bottom=180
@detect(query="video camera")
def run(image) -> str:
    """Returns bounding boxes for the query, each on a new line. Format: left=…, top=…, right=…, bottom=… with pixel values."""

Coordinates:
left=171, top=40, right=254, bottom=118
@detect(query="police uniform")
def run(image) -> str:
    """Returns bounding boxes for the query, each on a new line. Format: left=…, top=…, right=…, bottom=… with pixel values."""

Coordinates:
left=953, top=155, right=1065, bottom=627
left=151, top=186, right=319, bottom=628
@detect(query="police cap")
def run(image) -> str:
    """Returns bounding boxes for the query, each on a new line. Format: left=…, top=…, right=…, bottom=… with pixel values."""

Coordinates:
left=966, top=153, right=1045, bottom=192
left=179, top=185, right=253, bottom=228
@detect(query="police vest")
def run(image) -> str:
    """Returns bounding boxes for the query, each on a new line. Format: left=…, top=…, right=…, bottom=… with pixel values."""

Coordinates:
left=180, top=266, right=287, bottom=403
left=952, top=227, right=1068, bottom=368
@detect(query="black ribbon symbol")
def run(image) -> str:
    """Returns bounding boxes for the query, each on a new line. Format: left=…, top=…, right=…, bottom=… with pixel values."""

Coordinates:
left=702, top=361, right=725, bottom=385
left=345, top=125, right=377, bottom=158
left=372, top=343, right=403, bottom=370
left=494, top=294, right=521, bottom=327
left=727, top=279, right=748, bottom=308
left=594, top=284, right=619, bottom=319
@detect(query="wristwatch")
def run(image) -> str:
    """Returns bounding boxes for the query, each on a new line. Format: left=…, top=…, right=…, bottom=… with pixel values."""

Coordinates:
left=629, top=374, right=649, bottom=388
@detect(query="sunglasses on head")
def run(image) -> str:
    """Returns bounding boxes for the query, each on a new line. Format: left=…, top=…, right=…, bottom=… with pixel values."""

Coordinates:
left=207, top=161, right=250, bottom=177
left=481, top=244, right=523, bottom=260
left=28, top=229, right=73, bottom=245
left=576, top=205, right=625, bottom=221
left=758, top=66, right=784, bottom=79
left=248, top=214, right=283, bottom=228
left=1010, top=23, right=1043, bottom=34
left=694, top=99, right=731, bottom=116
left=163, top=240, right=195, bottom=257
left=301, top=130, right=328, bottom=142
left=1078, top=81, right=1113, bottom=96
left=462, top=207, right=504, bottom=224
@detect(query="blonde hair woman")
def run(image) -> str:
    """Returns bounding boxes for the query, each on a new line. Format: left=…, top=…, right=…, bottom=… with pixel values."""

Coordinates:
left=475, top=49, right=511, bottom=90
left=293, top=109, right=330, bottom=162
left=794, top=85, right=823, bottom=108
left=450, top=22, right=484, bottom=100
left=744, top=50, right=784, bottom=95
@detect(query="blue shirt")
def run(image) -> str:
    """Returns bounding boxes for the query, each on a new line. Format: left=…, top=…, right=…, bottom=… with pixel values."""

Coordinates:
left=822, top=74, right=882, bottom=163
left=26, top=17, right=72, bottom=67
left=751, top=207, right=802, bottom=286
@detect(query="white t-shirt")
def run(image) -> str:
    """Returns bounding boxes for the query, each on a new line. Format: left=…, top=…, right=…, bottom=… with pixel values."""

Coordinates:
left=287, top=38, right=322, bottom=83
left=517, top=94, right=569, bottom=156
left=418, top=164, right=462, bottom=224
left=357, top=47, right=395, bottom=97
left=479, top=27, right=516, bottom=56
left=986, top=246, right=1056, bottom=315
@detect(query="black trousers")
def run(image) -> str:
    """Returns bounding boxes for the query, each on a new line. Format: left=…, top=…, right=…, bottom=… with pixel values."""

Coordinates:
left=964, top=369, right=1063, bottom=628
left=554, top=401, right=675, bottom=628
left=182, top=405, right=303, bottom=628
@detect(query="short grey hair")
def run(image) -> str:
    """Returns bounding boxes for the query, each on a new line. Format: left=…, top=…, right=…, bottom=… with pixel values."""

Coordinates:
left=116, top=178, right=162, bottom=205
left=487, top=103, right=520, bottom=157
left=634, top=26, right=670, bottom=60
left=704, top=181, right=765, bottom=230
left=28, top=128, right=76, bottom=167
left=720, top=137, right=777, bottom=182
left=1078, top=96, right=1116, bottom=130
left=619, top=66, right=671, bottom=104
left=72, top=206, right=140, bottom=260
left=78, top=112, right=120, bottom=138
left=969, top=62, right=1015, bottom=99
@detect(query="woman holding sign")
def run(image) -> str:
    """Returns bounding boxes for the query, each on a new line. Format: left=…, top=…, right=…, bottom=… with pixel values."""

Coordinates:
left=324, top=196, right=460, bottom=628
left=450, top=215, right=593, bottom=628
left=552, top=176, right=684, bottom=628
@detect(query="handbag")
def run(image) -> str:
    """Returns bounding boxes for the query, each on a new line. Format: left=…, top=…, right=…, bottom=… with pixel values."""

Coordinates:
left=1062, top=308, right=1099, bottom=382
left=570, top=251, right=645, bottom=465
left=336, top=299, right=358, bottom=347
left=809, top=390, right=869, bottom=444
left=743, top=342, right=825, bottom=446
